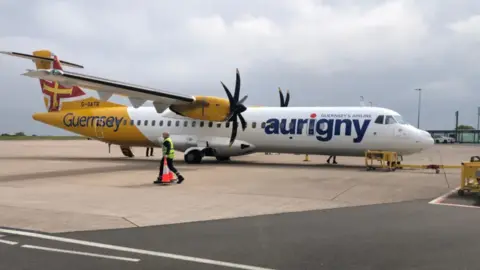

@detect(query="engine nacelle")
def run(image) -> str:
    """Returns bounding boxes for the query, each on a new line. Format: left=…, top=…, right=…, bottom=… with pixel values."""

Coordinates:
left=169, top=96, right=231, bottom=122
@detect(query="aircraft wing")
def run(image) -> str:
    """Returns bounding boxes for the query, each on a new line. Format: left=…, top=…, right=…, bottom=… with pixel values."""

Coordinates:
left=22, top=69, right=196, bottom=112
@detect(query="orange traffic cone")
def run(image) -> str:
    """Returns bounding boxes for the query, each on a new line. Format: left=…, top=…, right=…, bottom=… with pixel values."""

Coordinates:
left=161, top=157, right=175, bottom=183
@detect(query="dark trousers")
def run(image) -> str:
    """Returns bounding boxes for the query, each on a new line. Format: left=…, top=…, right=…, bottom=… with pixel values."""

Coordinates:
left=159, top=157, right=181, bottom=177
left=146, top=147, right=154, bottom=157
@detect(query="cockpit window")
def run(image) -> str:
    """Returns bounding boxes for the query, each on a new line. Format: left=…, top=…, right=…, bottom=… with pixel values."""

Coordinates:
left=374, top=115, right=384, bottom=124
left=393, top=115, right=406, bottom=124
left=385, top=115, right=397, bottom=125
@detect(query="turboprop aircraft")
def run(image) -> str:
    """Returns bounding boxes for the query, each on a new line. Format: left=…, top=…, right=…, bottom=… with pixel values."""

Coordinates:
left=0, top=50, right=434, bottom=164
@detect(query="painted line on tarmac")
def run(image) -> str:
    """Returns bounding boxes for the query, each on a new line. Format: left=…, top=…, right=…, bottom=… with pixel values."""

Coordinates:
left=22, top=245, right=140, bottom=262
left=0, top=239, right=18, bottom=245
left=0, top=228, right=276, bottom=270
left=429, top=188, right=457, bottom=205
left=430, top=202, right=480, bottom=209
left=429, top=188, right=480, bottom=209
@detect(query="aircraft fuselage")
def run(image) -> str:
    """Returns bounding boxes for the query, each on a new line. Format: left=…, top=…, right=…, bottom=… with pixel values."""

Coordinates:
left=32, top=105, right=434, bottom=160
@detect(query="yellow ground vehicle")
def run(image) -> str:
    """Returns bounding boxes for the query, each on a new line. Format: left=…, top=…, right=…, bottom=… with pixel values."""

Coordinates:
left=364, top=150, right=461, bottom=174
left=458, top=156, right=480, bottom=196
left=365, top=150, right=400, bottom=171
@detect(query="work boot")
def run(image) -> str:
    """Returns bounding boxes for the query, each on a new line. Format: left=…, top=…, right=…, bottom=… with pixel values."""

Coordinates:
left=153, top=177, right=162, bottom=184
left=177, top=174, right=185, bottom=184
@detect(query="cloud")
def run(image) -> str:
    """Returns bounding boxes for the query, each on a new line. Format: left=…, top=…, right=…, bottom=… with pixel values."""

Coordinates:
left=0, top=0, right=479, bottom=135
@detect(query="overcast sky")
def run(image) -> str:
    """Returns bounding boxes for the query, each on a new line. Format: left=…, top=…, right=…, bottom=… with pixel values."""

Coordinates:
left=1, top=0, right=479, bottom=135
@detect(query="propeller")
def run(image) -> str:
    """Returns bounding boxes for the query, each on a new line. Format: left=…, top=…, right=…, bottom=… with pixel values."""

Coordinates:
left=278, top=87, right=290, bottom=107
left=220, top=68, right=248, bottom=147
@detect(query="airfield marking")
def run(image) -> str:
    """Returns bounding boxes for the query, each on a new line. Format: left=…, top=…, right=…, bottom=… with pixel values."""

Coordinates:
left=428, top=188, right=457, bottom=205
left=429, top=188, right=480, bottom=209
left=0, top=239, right=18, bottom=245
left=21, top=244, right=140, bottom=262
left=0, top=228, right=276, bottom=270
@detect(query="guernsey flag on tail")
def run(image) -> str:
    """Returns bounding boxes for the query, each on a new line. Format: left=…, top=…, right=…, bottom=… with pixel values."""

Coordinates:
left=33, top=50, right=87, bottom=112
left=2, top=49, right=125, bottom=112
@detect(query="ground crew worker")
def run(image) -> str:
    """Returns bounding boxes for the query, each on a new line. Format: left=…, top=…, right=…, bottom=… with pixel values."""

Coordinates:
left=327, top=155, right=337, bottom=164
left=146, top=147, right=154, bottom=157
left=154, top=132, right=185, bottom=184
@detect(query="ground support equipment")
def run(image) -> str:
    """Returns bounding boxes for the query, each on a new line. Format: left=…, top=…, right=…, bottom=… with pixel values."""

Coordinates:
left=458, top=156, right=480, bottom=196
left=365, top=150, right=399, bottom=172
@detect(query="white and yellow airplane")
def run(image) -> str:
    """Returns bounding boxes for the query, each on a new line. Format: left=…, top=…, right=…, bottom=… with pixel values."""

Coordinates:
left=1, top=50, right=434, bottom=163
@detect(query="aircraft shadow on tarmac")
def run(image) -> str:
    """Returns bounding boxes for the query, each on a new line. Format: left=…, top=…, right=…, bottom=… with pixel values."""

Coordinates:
left=1, top=156, right=367, bottom=171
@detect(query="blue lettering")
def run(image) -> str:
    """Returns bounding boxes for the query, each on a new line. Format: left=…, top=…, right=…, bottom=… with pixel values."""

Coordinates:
left=264, top=116, right=371, bottom=143
left=316, top=119, right=333, bottom=142
left=265, top=119, right=279, bottom=134
left=280, top=119, right=296, bottom=134
left=62, top=113, right=124, bottom=132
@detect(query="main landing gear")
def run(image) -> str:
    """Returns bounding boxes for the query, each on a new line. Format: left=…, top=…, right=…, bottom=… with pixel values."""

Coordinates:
left=184, top=150, right=202, bottom=164
left=183, top=149, right=231, bottom=164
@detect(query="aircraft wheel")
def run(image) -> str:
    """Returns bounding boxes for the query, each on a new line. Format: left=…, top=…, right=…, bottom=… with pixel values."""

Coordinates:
left=216, top=156, right=231, bottom=162
left=184, top=150, right=202, bottom=164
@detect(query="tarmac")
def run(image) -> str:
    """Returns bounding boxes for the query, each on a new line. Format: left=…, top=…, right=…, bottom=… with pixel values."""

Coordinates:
left=0, top=140, right=479, bottom=270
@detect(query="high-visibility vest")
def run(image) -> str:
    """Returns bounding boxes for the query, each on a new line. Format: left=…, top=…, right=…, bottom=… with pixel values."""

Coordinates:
left=162, top=137, right=175, bottom=159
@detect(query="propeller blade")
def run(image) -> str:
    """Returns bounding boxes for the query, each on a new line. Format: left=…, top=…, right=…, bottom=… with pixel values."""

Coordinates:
left=238, top=113, right=247, bottom=131
left=229, top=115, right=238, bottom=147
left=285, top=90, right=290, bottom=107
left=221, top=81, right=235, bottom=105
left=238, top=95, right=248, bottom=105
left=279, top=87, right=285, bottom=107
left=234, top=68, right=240, bottom=102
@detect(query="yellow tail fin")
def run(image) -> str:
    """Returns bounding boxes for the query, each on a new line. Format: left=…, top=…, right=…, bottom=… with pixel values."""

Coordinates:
left=31, top=50, right=125, bottom=112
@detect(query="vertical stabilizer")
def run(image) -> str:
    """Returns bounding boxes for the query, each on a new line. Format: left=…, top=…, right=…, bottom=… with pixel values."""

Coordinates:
left=0, top=49, right=125, bottom=112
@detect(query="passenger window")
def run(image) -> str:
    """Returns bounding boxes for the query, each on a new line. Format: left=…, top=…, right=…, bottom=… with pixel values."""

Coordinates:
left=192, top=121, right=196, bottom=127
left=123, top=120, right=127, bottom=125
left=151, top=120, right=156, bottom=126
left=208, top=122, right=213, bottom=128
left=130, top=120, right=134, bottom=126
left=200, top=121, right=204, bottom=127
left=226, top=122, right=230, bottom=128
left=217, top=123, right=222, bottom=128
left=184, top=121, right=188, bottom=127
left=252, top=122, right=256, bottom=129
left=375, top=115, right=384, bottom=124
left=175, top=121, right=180, bottom=127
left=144, top=120, right=148, bottom=126
left=261, top=122, right=266, bottom=128
left=159, top=120, right=163, bottom=126
left=137, top=120, right=141, bottom=126
left=385, top=115, right=397, bottom=125
left=167, top=120, right=171, bottom=126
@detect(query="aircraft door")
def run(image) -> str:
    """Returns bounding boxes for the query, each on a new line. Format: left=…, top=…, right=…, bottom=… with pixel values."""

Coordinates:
left=94, top=118, right=105, bottom=139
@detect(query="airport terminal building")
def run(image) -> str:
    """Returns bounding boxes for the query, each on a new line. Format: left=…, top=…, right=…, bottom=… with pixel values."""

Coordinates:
left=427, top=129, right=480, bottom=143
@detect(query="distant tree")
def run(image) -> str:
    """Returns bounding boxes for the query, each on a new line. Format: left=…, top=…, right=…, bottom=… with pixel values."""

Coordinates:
left=1, top=133, right=10, bottom=136
left=456, top=125, right=474, bottom=130
left=14, top=132, right=25, bottom=136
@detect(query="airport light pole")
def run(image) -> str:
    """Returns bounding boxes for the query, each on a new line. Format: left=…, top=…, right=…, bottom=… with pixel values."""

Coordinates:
left=477, top=107, right=480, bottom=143
left=415, top=88, right=422, bottom=129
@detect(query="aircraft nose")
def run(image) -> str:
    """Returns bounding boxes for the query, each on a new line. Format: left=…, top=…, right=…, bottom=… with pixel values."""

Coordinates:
left=418, top=130, right=434, bottom=149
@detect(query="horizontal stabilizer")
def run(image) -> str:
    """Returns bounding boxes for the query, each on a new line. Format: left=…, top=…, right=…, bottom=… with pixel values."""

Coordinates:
left=0, top=51, right=84, bottom=69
